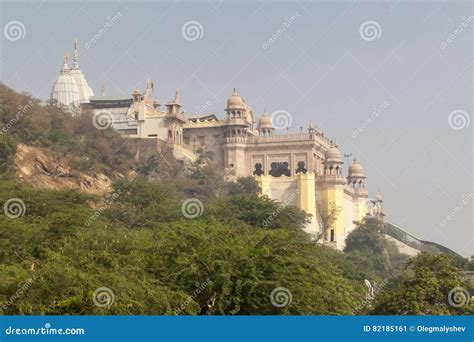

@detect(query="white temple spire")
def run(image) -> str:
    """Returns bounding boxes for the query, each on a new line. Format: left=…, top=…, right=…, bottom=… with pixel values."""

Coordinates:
left=72, top=39, right=79, bottom=69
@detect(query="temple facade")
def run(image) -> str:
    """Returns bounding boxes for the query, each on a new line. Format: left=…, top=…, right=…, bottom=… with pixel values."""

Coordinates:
left=50, top=44, right=374, bottom=250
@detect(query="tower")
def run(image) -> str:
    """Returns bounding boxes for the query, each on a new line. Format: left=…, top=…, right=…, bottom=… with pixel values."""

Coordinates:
left=318, top=144, right=346, bottom=248
left=165, top=89, right=186, bottom=145
left=222, top=89, right=250, bottom=176
left=166, top=89, right=181, bottom=114
left=348, top=158, right=369, bottom=222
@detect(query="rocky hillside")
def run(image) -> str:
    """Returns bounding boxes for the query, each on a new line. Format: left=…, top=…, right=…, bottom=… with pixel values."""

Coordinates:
left=13, top=143, right=112, bottom=195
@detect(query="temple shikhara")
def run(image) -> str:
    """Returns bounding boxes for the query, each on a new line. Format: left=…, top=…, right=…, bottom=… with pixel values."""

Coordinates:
left=50, top=41, right=385, bottom=251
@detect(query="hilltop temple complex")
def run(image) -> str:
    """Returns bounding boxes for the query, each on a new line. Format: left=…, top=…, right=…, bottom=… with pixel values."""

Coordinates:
left=50, top=41, right=384, bottom=250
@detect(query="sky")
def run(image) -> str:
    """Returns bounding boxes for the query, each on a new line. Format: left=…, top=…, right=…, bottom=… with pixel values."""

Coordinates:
left=1, top=0, right=472, bottom=256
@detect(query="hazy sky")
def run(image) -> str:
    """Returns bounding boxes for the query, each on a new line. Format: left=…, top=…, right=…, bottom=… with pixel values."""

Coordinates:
left=1, top=0, right=472, bottom=256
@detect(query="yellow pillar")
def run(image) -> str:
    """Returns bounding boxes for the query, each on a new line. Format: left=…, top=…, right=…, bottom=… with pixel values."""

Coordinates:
left=322, top=185, right=345, bottom=247
left=255, top=175, right=271, bottom=197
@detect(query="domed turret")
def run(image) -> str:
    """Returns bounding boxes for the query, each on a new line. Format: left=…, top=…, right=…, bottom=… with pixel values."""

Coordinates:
left=257, top=109, right=274, bottom=135
left=347, top=158, right=366, bottom=188
left=348, top=159, right=364, bottom=176
left=50, top=54, right=80, bottom=110
left=325, top=144, right=343, bottom=164
left=225, top=88, right=252, bottom=128
left=226, top=88, right=245, bottom=111
left=323, top=144, right=344, bottom=176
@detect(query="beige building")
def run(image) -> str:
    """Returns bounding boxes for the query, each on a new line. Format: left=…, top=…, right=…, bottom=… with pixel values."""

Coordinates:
left=50, top=45, right=373, bottom=249
left=87, top=82, right=371, bottom=250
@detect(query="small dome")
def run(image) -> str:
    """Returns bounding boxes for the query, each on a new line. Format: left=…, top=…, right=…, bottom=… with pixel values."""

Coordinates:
left=258, top=111, right=273, bottom=129
left=348, top=159, right=365, bottom=176
left=226, top=88, right=245, bottom=110
left=325, top=145, right=342, bottom=163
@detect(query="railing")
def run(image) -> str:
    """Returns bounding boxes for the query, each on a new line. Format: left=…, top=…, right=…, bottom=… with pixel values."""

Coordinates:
left=383, top=221, right=461, bottom=256
left=248, top=134, right=311, bottom=143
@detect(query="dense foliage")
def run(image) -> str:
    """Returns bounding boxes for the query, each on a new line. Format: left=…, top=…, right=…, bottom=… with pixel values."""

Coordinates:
left=0, top=85, right=471, bottom=316
left=371, top=252, right=474, bottom=315
left=344, top=218, right=409, bottom=281
left=0, top=179, right=366, bottom=315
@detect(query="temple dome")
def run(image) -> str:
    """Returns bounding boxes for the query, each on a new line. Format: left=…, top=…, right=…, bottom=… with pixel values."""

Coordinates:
left=69, top=40, right=94, bottom=103
left=50, top=55, right=80, bottom=109
left=69, top=69, right=94, bottom=103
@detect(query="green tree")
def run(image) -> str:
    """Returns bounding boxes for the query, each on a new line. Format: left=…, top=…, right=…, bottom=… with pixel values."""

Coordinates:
left=344, top=218, right=408, bottom=280
left=371, top=252, right=474, bottom=315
